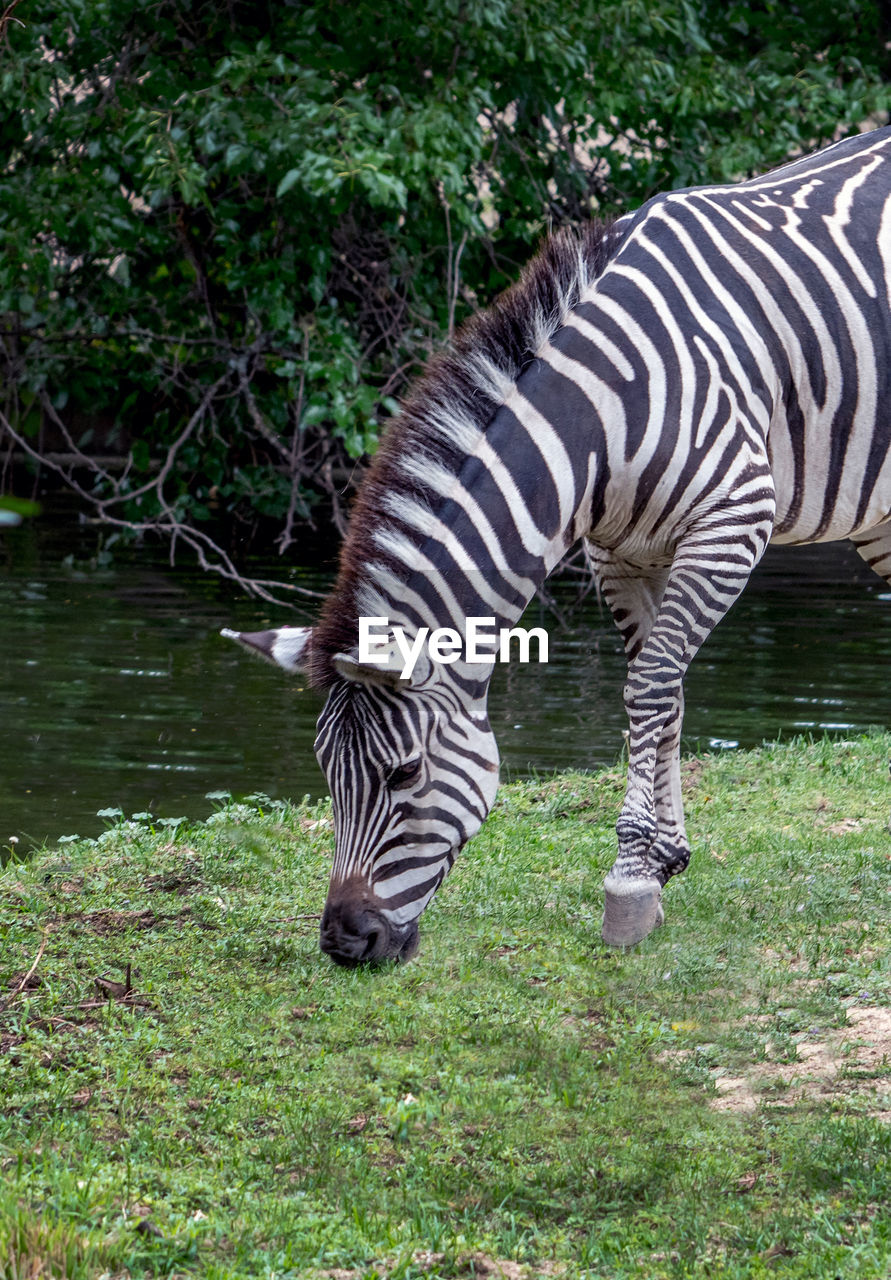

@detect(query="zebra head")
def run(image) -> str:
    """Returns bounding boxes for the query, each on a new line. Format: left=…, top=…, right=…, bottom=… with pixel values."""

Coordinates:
left=222, top=625, right=500, bottom=965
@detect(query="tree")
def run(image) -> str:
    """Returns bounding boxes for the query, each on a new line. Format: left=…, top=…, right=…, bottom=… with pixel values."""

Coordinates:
left=0, top=0, right=887, bottom=596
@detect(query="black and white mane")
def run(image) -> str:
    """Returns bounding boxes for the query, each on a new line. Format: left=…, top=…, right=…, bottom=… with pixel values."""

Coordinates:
left=310, top=217, right=626, bottom=685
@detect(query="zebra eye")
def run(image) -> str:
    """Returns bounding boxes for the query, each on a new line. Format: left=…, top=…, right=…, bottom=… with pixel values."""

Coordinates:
left=386, top=759, right=422, bottom=790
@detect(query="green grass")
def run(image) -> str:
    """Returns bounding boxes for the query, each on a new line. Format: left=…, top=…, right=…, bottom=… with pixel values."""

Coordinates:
left=1, top=735, right=890, bottom=1279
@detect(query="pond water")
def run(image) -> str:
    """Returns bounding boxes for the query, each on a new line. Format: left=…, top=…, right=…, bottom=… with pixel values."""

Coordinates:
left=2, top=510, right=890, bottom=850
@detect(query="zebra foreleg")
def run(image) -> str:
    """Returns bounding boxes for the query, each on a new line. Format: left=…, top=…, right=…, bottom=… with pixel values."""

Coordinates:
left=591, top=554, right=689, bottom=877
left=602, top=495, right=775, bottom=945
left=603, top=657, right=679, bottom=945
left=648, top=687, right=691, bottom=884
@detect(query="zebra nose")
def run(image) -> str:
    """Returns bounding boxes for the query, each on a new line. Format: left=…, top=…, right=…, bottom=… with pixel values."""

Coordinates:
left=319, top=899, right=390, bottom=967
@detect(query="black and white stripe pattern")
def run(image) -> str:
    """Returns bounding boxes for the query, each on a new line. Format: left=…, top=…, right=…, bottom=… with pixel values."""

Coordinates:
left=228, top=125, right=891, bottom=960
left=314, top=676, right=495, bottom=921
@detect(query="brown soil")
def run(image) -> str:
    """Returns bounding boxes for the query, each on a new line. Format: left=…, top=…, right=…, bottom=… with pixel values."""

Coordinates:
left=710, top=1004, right=891, bottom=1114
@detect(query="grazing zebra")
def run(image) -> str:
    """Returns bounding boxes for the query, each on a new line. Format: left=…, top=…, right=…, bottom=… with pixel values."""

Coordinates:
left=225, top=125, right=891, bottom=966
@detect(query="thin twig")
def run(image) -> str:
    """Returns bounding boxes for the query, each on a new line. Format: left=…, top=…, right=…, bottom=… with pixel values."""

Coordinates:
left=98, top=376, right=225, bottom=510
left=9, top=932, right=47, bottom=999
left=267, top=914, right=322, bottom=923
left=277, top=332, right=310, bottom=556
left=39, top=393, right=117, bottom=489
left=0, top=0, right=25, bottom=45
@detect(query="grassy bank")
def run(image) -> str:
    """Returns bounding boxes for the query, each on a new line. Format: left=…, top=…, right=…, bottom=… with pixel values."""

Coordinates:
left=1, top=735, right=890, bottom=1280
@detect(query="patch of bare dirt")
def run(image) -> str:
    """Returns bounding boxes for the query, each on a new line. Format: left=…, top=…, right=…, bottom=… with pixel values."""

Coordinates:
left=7, top=971, right=42, bottom=994
left=57, top=878, right=84, bottom=894
left=711, top=1004, right=891, bottom=1114
left=681, top=757, right=705, bottom=793
left=823, top=819, right=864, bottom=835
left=82, top=908, right=162, bottom=933
left=0, top=1031, right=24, bottom=1057
left=318, top=1254, right=565, bottom=1279
left=63, top=907, right=200, bottom=934
left=760, top=947, right=810, bottom=973
left=144, top=870, right=202, bottom=893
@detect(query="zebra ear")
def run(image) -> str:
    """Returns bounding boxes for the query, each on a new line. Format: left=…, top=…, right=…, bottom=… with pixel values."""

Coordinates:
left=332, top=651, right=411, bottom=690
left=221, top=626, right=312, bottom=675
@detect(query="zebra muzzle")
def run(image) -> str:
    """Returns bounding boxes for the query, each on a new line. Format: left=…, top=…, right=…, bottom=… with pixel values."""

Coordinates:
left=320, top=896, right=419, bottom=967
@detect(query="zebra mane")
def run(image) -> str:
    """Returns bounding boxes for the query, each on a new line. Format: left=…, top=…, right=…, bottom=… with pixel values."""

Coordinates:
left=310, top=216, right=624, bottom=687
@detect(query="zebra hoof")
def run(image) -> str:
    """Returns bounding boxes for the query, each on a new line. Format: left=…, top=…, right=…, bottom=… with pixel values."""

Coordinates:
left=601, top=877, right=664, bottom=947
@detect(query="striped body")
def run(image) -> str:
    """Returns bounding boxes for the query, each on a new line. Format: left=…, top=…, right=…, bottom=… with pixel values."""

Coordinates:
left=581, top=132, right=891, bottom=553
left=226, top=125, right=891, bottom=962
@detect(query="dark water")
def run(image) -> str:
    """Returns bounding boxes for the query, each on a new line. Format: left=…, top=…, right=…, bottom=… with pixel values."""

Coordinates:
left=2, top=512, right=890, bottom=849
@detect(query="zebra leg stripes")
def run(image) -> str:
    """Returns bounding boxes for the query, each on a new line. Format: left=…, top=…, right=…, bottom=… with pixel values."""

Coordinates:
left=590, top=553, right=689, bottom=872
left=602, top=471, right=777, bottom=943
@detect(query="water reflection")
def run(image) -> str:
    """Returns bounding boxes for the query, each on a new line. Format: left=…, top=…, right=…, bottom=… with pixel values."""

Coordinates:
left=1, top=515, right=889, bottom=848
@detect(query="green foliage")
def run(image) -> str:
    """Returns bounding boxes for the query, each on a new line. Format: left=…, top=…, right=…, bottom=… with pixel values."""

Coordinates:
left=0, top=1, right=888, bottom=544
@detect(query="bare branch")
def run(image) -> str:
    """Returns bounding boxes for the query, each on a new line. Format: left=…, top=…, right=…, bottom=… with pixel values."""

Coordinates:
left=38, top=394, right=117, bottom=489
left=0, top=0, right=25, bottom=46
left=0, top=402, right=325, bottom=606
left=276, top=330, right=312, bottom=556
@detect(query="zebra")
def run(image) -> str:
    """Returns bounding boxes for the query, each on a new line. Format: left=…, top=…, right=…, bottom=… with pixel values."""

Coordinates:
left=225, top=124, right=891, bottom=966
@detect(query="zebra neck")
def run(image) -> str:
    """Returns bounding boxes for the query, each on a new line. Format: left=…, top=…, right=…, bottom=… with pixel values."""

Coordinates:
left=364, top=390, right=601, bottom=680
